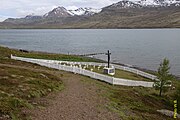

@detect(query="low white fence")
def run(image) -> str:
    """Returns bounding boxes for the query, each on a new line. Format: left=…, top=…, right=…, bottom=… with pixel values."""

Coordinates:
left=11, top=55, right=154, bottom=87
left=13, top=58, right=157, bottom=81
left=113, top=64, right=158, bottom=81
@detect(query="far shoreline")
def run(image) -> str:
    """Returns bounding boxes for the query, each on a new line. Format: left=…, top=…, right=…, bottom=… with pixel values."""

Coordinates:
left=0, top=27, right=180, bottom=29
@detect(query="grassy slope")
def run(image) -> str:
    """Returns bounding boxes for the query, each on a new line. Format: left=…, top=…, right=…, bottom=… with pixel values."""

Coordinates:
left=0, top=46, right=103, bottom=119
left=65, top=7, right=180, bottom=29
left=84, top=65, right=152, bottom=81
left=81, top=76, right=180, bottom=120
left=0, top=46, right=180, bottom=119
left=0, top=47, right=65, bottom=119
left=0, top=46, right=102, bottom=62
left=1, top=46, right=152, bottom=81
left=0, top=66, right=64, bottom=119
left=0, top=7, right=179, bottom=29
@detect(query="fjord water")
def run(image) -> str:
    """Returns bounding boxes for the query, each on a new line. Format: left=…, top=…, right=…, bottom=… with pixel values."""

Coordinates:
left=0, top=29, right=179, bottom=76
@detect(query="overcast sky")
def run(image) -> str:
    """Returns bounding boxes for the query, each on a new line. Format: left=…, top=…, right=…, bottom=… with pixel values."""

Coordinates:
left=0, top=0, right=123, bottom=21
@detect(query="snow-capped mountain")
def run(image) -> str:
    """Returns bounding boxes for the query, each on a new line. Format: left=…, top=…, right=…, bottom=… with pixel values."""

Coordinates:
left=69, top=8, right=102, bottom=16
left=105, top=0, right=142, bottom=9
left=43, top=7, right=101, bottom=18
left=42, top=0, right=180, bottom=18
left=105, top=0, right=180, bottom=9
left=3, top=6, right=102, bottom=23
left=2, top=0, right=180, bottom=28
left=134, top=0, right=180, bottom=7
left=44, top=7, right=72, bottom=18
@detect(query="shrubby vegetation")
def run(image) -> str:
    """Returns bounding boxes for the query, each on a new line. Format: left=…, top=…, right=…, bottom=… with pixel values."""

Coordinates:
left=153, top=58, right=173, bottom=96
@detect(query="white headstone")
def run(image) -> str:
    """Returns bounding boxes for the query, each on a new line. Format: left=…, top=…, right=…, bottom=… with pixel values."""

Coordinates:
left=98, top=67, right=100, bottom=70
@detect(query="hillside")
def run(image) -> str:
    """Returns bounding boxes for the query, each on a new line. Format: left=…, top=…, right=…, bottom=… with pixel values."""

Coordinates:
left=0, top=46, right=180, bottom=119
left=0, top=0, right=180, bottom=28
left=68, top=7, right=180, bottom=28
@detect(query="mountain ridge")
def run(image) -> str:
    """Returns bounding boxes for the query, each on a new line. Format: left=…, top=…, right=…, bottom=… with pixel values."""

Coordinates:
left=4, top=7, right=101, bottom=22
left=1, top=0, right=180, bottom=28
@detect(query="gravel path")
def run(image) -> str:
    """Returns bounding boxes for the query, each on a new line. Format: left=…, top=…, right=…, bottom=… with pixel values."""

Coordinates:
left=1, top=62, right=120, bottom=120
left=29, top=73, right=120, bottom=120
left=1, top=63, right=120, bottom=119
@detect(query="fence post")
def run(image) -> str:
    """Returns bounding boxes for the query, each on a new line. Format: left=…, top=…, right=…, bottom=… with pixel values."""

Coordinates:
left=80, top=68, right=82, bottom=74
left=73, top=66, right=76, bottom=74
left=112, top=77, right=114, bottom=85
left=47, top=63, right=49, bottom=68
left=94, top=72, right=95, bottom=78
left=151, top=76, right=154, bottom=80
left=58, top=64, right=60, bottom=70
left=136, top=70, right=139, bottom=75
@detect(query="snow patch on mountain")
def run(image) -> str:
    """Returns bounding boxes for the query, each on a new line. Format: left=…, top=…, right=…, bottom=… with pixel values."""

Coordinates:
left=107, top=0, right=180, bottom=9
left=43, top=7, right=101, bottom=18
left=133, top=0, right=180, bottom=7
left=68, top=8, right=102, bottom=16
left=43, top=7, right=72, bottom=18
left=110, top=1, right=142, bottom=8
left=134, top=0, right=159, bottom=6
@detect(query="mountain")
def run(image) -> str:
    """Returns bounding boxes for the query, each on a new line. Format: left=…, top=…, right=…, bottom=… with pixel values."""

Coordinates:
left=3, top=15, right=43, bottom=24
left=44, top=7, right=101, bottom=17
left=3, top=7, right=101, bottom=24
left=44, top=7, right=72, bottom=18
left=135, top=0, right=180, bottom=7
left=69, top=8, right=102, bottom=16
left=104, top=0, right=180, bottom=10
left=24, top=15, right=43, bottom=19
left=104, top=0, right=143, bottom=9
left=1, top=0, right=180, bottom=28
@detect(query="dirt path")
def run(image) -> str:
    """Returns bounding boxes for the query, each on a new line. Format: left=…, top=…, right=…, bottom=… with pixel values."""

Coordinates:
left=0, top=63, right=120, bottom=120
left=30, top=74, right=120, bottom=120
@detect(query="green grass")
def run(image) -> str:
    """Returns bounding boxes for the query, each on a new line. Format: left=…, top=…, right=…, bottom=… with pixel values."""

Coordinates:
left=81, top=76, right=179, bottom=120
left=0, top=46, right=152, bottom=82
left=0, top=46, right=103, bottom=63
left=73, top=64, right=152, bottom=82
left=0, top=46, right=65, bottom=119
left=0, top=45, right=102, bottom=119
left=93, top=67, right=152, bottom=82
left=1, top=45, right=180, bottom=119
left=0, top=66, right=64, bottom=119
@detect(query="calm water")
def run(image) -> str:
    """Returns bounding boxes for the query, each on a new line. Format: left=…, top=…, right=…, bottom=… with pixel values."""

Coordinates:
left=0, top=29, right=179, bottom=76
